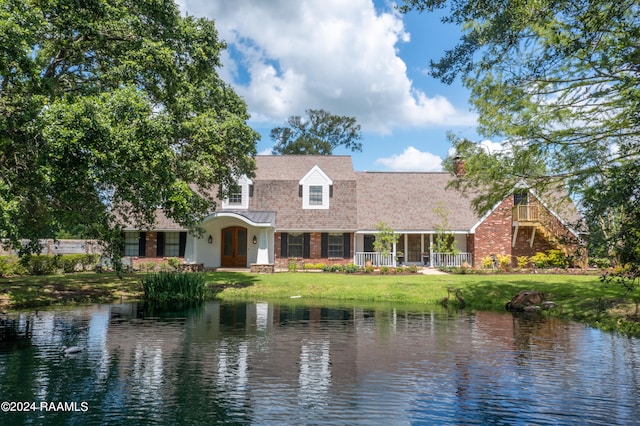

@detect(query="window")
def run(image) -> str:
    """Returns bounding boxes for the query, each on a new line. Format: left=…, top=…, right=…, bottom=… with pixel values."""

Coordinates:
left=328, top=233, right=344, bottom=258
left=164, top=232, right=180, bottom=257
left=299, top=165, right=332, bottom=210
left=124, top=232, right=140, bottom=256
left=228, top=184, right=242, bottom=205
left=309, top=185, right=323, bottom=205
left=514, top=191, right=528, bottom=205
left=288, top=233, right=303, bottom=258
left=222, top=176, right=252, bottom=209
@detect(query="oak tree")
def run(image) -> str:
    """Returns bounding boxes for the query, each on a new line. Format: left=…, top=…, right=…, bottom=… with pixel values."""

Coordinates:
left=271, top=109, right=362, bottom=155
left=0, top=0, right=259, bottom=254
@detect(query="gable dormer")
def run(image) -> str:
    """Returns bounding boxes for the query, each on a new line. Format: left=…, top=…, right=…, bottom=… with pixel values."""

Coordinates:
left=221, top=175, right=253, bottom=210
left=299, top=165, right=333, bottom=210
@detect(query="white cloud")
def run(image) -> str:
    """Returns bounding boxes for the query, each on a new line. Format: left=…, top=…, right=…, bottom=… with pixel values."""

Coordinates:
left=179, top=0, right=475, bottom=134
left=375, top=146, right=443, bottom=171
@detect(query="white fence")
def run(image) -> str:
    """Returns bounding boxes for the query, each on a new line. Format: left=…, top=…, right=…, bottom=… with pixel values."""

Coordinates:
left=430, top=253, right=473, bottom=268
left=354, top=252, right=394, bottom=267
left=0, top=239, right=103, bottom=255
left=355, top=252, right=473, bottom=267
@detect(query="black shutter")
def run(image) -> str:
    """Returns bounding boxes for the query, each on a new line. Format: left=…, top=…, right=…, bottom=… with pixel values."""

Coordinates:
left=280, top=233, right=288, bottom=258
left=121, top=232, right=126, bottom=256
left=343, top=233, right=351, bottom=259
left=329, top=185, right=333, bottom=197
left=156, top=232, right=165, bottom=257
left=298, top=185, right=303, bottom=197
left=321, top=233, right=328, bottom=258
left=178, top=232, right=187, bottom=257
left=139, top=232, right=147, bottom=257
left=249, top=184, right=254, bottom=197
left=303, top=233, right=310, bottom=258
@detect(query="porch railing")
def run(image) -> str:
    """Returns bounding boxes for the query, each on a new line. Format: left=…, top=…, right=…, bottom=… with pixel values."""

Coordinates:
left=431, top=252, right=473, bottom=268
left=354, top=252, right=394, bottom=267
left=355, top=252, right=473, bottom=267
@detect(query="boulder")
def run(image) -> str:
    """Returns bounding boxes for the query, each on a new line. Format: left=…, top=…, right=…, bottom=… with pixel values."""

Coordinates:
left=505, top=290, right=547, bottom=312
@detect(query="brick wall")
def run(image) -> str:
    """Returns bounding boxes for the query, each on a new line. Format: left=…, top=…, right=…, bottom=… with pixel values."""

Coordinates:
left=473, top=197, right=514, bottom=266
left=145, top=232, right=157, bottom=258
left=275, top=231, right=354, bottom=269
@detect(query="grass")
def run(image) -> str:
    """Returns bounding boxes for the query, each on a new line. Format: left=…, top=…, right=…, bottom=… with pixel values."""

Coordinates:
left=1, top=270, right=639, bottom=336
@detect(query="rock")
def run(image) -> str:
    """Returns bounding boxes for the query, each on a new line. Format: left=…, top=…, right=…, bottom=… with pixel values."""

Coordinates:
left=541, top=301, right=557, bottom=310
left=505, top=290, right=547, bottom=312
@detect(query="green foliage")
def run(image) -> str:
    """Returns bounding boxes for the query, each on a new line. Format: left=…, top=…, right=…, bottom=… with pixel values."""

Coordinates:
left=379, top=266, right=390, bottom=275
left=288, top=260, right=299, bottom=272
left=271, top=109, right=362, bottom=155
left=0, top=0, right=258, bottom=255
left=516, top=256, right=530, bottom=269
left=344, top=263, right=360, bottom=273
left=530, top=252, right=549, bottom=269
left=401, top=0, right=639, bottom=270
left=167, top=257, right=181, bottom=271
left=432, top=202, right=459, bottom=254
left=373, top=222, right=398, bottom=258
left=481, top=256, right=496, bottom=269
left=142, top=272, right=207, bottom=303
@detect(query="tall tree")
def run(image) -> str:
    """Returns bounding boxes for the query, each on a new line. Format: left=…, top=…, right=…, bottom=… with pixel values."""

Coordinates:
left=401, top=0, right=640, bottom=267
left=270, top=109, right=362, bottom=155
left=0, top=0, right=259, bottom=254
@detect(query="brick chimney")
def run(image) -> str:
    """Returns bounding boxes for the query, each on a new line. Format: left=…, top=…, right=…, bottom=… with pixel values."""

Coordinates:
left=453, top=156, right=465, bottom=177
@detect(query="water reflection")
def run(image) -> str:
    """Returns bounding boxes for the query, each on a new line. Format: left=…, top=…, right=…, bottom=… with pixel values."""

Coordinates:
left=0, top=302, right=639, bottom=425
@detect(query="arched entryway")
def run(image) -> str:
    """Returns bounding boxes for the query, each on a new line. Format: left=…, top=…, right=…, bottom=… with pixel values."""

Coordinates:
left=221, top=226, right=248, bottom=267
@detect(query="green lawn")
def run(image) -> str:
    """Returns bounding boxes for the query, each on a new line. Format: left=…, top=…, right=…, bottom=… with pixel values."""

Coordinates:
left=2, top=270, right=639, bottom=336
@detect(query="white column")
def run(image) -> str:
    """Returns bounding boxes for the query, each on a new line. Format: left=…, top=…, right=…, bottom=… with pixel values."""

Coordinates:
left=256, top=228, right=270, bottom=264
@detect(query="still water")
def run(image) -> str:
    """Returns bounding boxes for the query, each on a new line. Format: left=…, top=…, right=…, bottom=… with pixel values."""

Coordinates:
left=1, top=301, right=639, bottom=425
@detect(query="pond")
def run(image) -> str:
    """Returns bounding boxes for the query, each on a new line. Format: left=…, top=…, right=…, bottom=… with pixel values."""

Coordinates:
left=0, top=301, right=639, bottom=425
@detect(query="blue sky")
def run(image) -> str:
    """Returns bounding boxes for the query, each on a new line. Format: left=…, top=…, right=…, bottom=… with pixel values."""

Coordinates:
left=178, top=0, right=496, bottom=172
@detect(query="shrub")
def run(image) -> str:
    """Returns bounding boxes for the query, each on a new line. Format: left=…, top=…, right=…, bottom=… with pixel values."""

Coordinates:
left=590, top=258, right=611, bottom=269
left=394, top=266, right=404, bottom=273
left=344, top=263, right=360, bottom=273
left=142, top=272, right=207, bottom=303
left=547, top=249, right=568, bottom=268
left=496, top=254, right=512, bottom=269
left=379, top=266, right=390, bottom=274
left=481, top=256, right=495, bottom=269
left=167, top=257, right=181, bottom=270
left=364, top=265, right=374, bottom=274
left=530, top=252, right=549, bottom=268
left=406, top=265, right=419, bottom=273
left=20, top=255, right=57, bottom=275
left=330, top=264, right=344, bottom=272
left=287, top=259, right=299, bottom=272
left=516, top=256, right=530, bottom=269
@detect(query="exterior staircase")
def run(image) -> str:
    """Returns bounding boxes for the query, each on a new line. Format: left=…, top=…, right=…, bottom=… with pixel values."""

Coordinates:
left=512, top=204, right=570, bottom=255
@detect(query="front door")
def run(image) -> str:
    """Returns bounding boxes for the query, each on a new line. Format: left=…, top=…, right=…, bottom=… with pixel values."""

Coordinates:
left=221, top=226, right=247, bottom=267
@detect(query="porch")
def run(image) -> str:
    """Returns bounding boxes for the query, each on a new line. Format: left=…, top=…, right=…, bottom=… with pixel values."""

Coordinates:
left=354, top=251, right=473, bottom=268
left=354, top=232, right=473, bottom=268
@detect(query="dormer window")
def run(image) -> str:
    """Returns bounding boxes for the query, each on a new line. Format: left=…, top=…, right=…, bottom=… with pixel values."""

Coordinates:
left=222, top=176, right=252, bottom=210
left=299, top=165, right=332, bottom=210
left=309, top=185, right=323, bottom=205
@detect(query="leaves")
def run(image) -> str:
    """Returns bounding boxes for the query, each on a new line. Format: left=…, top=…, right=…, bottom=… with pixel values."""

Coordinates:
left=271, top=109, right=362, bottom=155
left=0, top=0, right=259, bottom=252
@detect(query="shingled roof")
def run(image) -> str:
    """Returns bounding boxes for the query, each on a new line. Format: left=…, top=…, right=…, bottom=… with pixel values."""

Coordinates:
left=355, top=172, right=481, bottom=231
left=255, top=155, right=356, bottom=181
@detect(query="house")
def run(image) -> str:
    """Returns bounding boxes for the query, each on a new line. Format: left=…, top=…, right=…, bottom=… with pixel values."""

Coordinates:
left=122, top=155, right=584, bottom=271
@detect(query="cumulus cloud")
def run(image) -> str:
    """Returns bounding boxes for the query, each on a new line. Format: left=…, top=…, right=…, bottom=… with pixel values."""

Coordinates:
left=179, top=0, right=475, bottom=133
left=375, top=147, right=443, bottom=171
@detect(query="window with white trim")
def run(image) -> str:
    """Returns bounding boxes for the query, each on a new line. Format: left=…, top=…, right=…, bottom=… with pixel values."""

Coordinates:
left=309, top=185, right=323, bottom=205
left=222, top=176, right=252, bottom=210
left=299, top=165, right=332, bottom=210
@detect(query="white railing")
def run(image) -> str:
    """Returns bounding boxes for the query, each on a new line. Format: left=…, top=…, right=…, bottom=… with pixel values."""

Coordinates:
left=354, top=252, right=394, bottom=267
left=431, top=252, right=473, bottom=267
